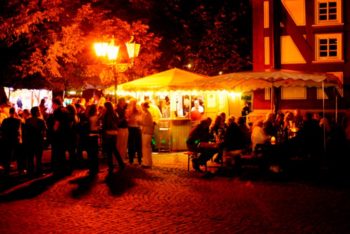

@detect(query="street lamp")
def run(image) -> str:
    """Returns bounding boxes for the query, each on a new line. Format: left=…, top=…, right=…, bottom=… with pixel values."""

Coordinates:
left=93, top=37, right=140, bottom=103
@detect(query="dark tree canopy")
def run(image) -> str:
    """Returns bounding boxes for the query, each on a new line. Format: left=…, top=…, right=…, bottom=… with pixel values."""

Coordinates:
left=0, top=0, right=161, bottom=90
left=0, top=0, right=252, bottom=93
left=138, top=0, right=252, bottom=75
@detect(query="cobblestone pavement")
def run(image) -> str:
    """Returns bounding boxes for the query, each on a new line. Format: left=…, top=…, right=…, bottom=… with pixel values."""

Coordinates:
left=1, top=152, right=350, bottom=233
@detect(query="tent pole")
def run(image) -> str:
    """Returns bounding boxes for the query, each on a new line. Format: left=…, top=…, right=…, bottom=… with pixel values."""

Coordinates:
left=271, top=86, right=274, bottom=113
left=189, top=94, right=192, bottom=121
left=31, top=91, right=34, bottom=108
left=335, top=94, right=338, bottom=123
left=322, top=81, right=326, bottom=154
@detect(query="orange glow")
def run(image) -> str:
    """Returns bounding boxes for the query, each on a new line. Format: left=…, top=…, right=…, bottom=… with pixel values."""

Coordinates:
left=94, top=40, right=120, bottom=61
left=271, top=136, right=276, bottom=145
left=94, top=42, right=109, bottom=57
left=106, top=45, right=119, bottom=60
left=126, top=42, right=141, bottom=58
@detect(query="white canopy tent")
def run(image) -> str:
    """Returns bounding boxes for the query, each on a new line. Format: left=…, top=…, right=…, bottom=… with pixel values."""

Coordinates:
left=113, top=68, right=209, bottom=92
left=106, top=68, right=243, bottom=120
left=194, top=69, right=341, bottom=112
left=204, top=69, right=342, bottom=152
left=198, top=69, right=341, bottom=92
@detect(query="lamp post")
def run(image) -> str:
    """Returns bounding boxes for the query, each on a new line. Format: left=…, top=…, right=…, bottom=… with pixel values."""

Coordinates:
left=93, top=37, right=140, bottom=103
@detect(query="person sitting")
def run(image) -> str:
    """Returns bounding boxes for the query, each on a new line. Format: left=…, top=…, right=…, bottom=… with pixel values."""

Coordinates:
left=186, top=117, right=217, bottom=172
left=210, top=114, right=227, bottom=163
left=298, top=112, right=323, bottom=161
left=221, top=116, right=249, bottom=160
left=237, top=116, right=252, bottom=151
left=263, top=112, right=277, bottom=137
left=251, top=119, right=269, bottom=152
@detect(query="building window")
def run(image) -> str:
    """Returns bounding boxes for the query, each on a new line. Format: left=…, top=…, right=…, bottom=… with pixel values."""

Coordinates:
left=316, top=88, right=328, bottom=100
left=281, top=87, right=306, bottom=100
left=315, top=33, right=342, bottom=62
left=315, top=0, right=342, bottom=25
left=264, top=88, right=271, bottom=100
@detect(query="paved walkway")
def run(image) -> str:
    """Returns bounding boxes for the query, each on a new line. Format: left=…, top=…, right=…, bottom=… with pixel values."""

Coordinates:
left=1, top=152, right=350, bottom=233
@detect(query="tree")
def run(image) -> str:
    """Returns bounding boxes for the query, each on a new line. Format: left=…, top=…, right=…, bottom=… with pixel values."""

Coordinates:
left=187, top=0, right=252, bottom=75
left=133, top=0, right=252, bottom=75
left=0, top=0, right=161, bottom=91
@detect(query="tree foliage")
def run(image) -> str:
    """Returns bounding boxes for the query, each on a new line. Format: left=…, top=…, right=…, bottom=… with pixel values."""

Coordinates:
left=0, top=0, right=161, bottom=90
left=140, top=0, right=252, bottom=75
left=0, top=0, right=252, bottom=92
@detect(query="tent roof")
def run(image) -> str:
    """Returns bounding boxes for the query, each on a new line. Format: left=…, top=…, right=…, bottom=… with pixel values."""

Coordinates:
left=197, top=69, right=342, bottom=92
left=117, top=68, right=208, bottom=91
left=112, top=68, right=342, bottom=93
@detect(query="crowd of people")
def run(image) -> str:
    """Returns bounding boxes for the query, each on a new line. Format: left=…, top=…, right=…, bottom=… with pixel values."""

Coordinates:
left=187, top=108, right=350, bottom=175
left=2, top=94, right=350, bottom=179
left=0, top=95, right=156, bottom=179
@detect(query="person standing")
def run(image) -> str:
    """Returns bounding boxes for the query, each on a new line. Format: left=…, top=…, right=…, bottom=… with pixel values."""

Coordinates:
left=1, top=107, right=22, bottom=176
left=66, top=104, right=79, bottom=172
left=47, top=98, right=69, bottom=176
left=115, top=97, right=129, bottom=162
left=24, top=106, right=47, bottom=176
left=86, top=104, right=100, bottom=177
left=75, top=103, right=89, bottom=166
left=101, top=102, right=125, bottom=174
left=144, top=96, right=161, bottom=151
left=241, top=102, right=251, bottom=123
left=190, top=100, right=204, bottom=122
left=125, top=99, right=142, bottom=165
left=140, top=102, right=154, bottom=168
left=39, top=98, right=48, bottom=121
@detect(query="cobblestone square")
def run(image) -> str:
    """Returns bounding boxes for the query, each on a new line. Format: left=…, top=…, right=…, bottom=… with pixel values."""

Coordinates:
left=1, top=152, right=350, bottom=233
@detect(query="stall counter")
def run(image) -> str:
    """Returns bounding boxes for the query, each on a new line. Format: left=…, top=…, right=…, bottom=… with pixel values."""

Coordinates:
left=157, top=118, right=192, bottom=151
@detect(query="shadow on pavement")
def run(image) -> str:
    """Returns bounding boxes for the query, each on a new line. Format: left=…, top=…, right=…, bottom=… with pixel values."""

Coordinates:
left=105, top=170, right=135, bottom=196
left=104, top=166, right=160, bottom=196
left=69, top=175, right=99, bottom=199
left=0, top=174, right=64, bottom=202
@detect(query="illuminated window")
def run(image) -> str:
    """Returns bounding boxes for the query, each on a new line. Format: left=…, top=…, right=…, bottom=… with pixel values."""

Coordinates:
left=316, top=88, right=328, bottom=100
left=315, top=0, right=342, bottom=25
left=315, top=33, right=342, bottom=62
left=264, top=88, right=271, bottom=100
left=281, top=87, right=306, bottom=100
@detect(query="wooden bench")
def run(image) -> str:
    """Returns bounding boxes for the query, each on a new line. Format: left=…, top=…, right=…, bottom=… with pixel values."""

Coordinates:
left=223, top=149, right=244, bottom=167
left=222, top=148, right=266, bottom=175
left=185, top=151, right=209, bottom=173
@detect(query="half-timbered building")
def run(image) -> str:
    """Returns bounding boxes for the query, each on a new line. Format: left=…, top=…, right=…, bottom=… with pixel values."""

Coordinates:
left=251, top=0, right=349, bottom=117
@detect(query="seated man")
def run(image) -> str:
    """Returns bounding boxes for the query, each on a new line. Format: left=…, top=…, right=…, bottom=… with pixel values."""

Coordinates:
left=186, top=117, right=218, bottom=172
left=222, top=116, right=249, bottom=155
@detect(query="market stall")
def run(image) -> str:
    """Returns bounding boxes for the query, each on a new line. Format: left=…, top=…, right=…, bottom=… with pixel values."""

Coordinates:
left=208, top=69, right=342, bottom=117
left=105, top=68, right=245, bottom=151
left=4, top=75, right=54, bottom=112
left=4, top=87, right=53, bottom=112
left=206, top=69, right=342, bottom=152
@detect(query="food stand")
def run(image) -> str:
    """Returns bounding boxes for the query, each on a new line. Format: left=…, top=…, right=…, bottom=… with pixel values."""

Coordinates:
left=209, top=69, right=342, bottom=121
left=4, top=87, right=53, bottom=111
left=105, top=68, right=245, bottom=151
